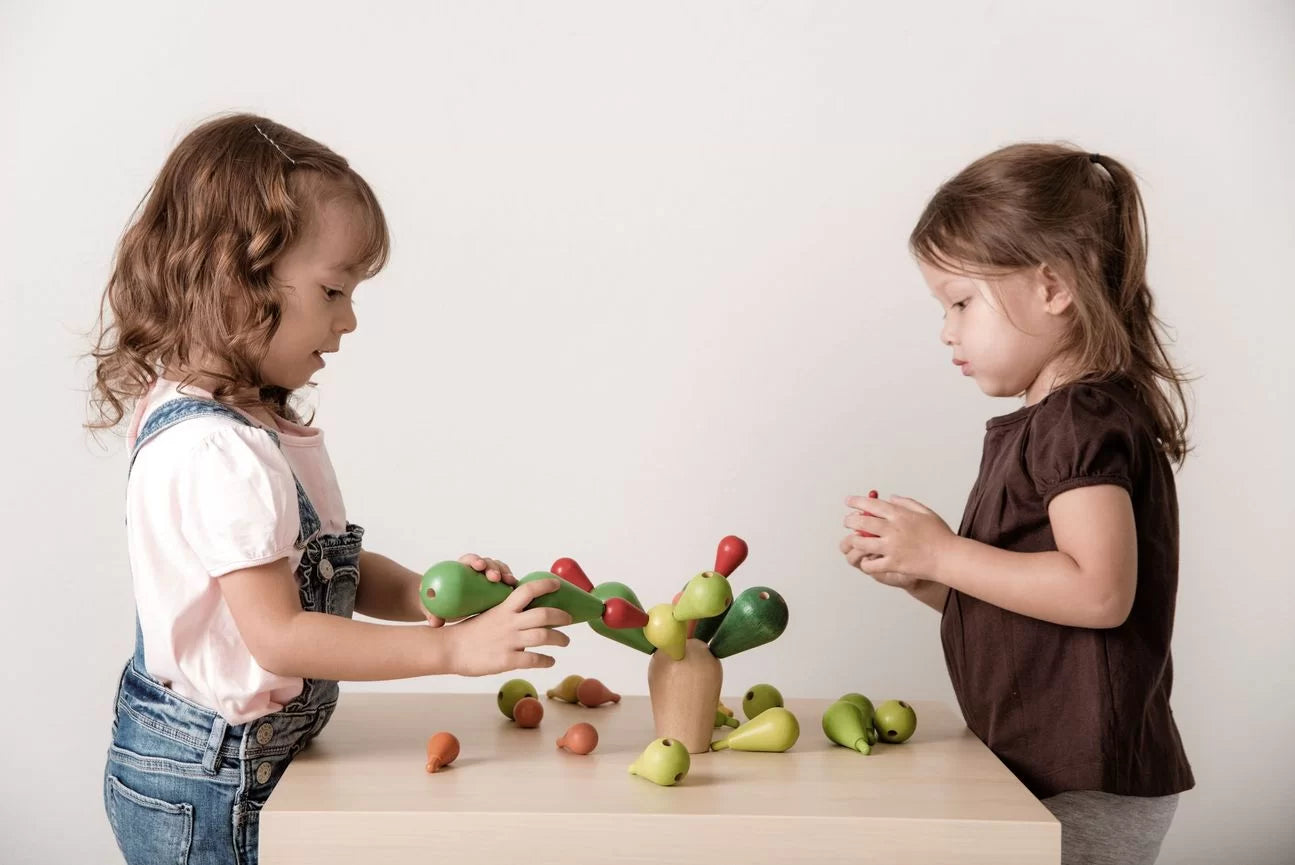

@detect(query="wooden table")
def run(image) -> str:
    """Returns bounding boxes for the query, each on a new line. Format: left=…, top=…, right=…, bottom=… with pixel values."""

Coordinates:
left=261, top=693, right=1059, bottom=864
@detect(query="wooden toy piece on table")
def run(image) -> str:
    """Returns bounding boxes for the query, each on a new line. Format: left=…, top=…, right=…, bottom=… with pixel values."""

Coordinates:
left=546, top=674, right=584, bottom=702
left=822, top=699, right=873, bottom=754
left=575, top=678, right=620, bottom=708
left=424, top=732, right=460, bottom=773
left=497, top=679, right=537, bottom=720
left=628, top=738, right=691, bottom=786
left=512, top=697, right=544, bottom=728
left=556, top=723, right=599, bottom=755
left=711, top=706, right=800, bottom=752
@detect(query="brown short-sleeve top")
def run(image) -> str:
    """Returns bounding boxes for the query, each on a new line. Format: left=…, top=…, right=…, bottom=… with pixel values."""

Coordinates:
left=941, top=379, right=1194, bottom=798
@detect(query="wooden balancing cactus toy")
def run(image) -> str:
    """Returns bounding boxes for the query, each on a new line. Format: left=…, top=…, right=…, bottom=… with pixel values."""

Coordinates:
left=418, top=534, right=788, bottom=755
left=558, top=535, right=789, bottom=754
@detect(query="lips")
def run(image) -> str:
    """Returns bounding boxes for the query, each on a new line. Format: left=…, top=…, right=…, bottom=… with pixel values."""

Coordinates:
left=953, top=358, right=971, bottom=376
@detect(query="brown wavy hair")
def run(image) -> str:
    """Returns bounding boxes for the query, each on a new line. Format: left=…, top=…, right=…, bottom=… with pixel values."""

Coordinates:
left=909, top=143, right=1192, bottom=465
left=86, top=113, right=389, bottom=431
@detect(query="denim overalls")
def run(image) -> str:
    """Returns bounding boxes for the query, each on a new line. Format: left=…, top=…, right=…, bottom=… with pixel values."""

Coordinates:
left=103, top=397, right=364, bottom=865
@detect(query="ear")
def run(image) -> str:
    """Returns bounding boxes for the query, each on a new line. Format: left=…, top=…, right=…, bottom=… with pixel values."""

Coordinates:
left=1035, top=264, right=1074, bottom=315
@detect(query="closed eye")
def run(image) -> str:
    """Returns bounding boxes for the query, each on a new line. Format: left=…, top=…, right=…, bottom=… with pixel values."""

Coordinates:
left=951, top=299, right=969, bottom=310
left=322, top=286, right=344, bottom=301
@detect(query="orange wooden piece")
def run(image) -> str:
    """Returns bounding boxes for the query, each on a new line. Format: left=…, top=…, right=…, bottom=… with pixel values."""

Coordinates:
left=576, top=678, right=621, bottom=707
left=513, top=696, right=544, bottom=728
left=424, top=731, right=460, bottom=773
left=556, top=722, right=599, bottom=755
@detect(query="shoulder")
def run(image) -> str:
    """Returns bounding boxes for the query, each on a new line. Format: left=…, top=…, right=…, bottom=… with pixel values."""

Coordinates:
left=1022, top=379, right=1155, bottom=502
left=1026, top=379, right=1155, bottom=447
left=131, top=408, right=293, bottom=486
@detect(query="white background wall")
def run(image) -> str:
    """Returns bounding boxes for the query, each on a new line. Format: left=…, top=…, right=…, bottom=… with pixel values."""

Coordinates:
left=3, top=1, right=1292, bottom=862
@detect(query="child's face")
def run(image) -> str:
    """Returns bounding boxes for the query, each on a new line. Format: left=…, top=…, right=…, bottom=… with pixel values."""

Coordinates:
left=263, top=197, right=368, bottom=390
left=918, top=258, right=1072, bottom=402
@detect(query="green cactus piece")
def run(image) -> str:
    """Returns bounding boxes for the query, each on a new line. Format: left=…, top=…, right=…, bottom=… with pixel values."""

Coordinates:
left=706, top=586, right=789, bottom=659
left=420, top=560, right=513, bottom=620
left=515, top=571, right=606, bottom=624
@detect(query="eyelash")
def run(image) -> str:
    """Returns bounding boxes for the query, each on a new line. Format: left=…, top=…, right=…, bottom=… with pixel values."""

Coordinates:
left=323, top=287, right=345, bottom=301
left=951, top=299, right=969, bottom=310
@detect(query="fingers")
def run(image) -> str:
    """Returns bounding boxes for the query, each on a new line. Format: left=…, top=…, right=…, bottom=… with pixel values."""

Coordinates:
left=516, top=626, right=571, bottom=649
left=516, top=606, right=575, bottom=630
left=845, top=495, right=898, bottom=516
left=844, top=512, right=886, bottom=535
left=843, top=533, right=883, bottom=554
left=504, top=577, right=562, bottom=612
left=462, top=554, right=517, bottom=584
left=424, top=611, right=447, bottom=628
left=517, top=651, right=556, bottom=669
left=890, top=495, right=933, bottom=514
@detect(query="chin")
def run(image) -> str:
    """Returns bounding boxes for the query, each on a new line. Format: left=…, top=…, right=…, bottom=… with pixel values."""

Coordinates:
left=975, top=378, right=1015, bottom=398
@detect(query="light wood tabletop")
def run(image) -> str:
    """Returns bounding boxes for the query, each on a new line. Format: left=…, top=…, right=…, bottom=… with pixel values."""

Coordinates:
left=261, top=693, right=1059, bottom=864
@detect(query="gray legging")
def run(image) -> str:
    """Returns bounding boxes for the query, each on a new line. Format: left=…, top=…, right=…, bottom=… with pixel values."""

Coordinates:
left=1042, top=790, right=1180, bottom=865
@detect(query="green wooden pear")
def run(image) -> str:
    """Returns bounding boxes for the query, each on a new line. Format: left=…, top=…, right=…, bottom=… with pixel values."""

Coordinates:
left=822, top=699, right=872, bottom=754
left=420, top=560, right=513, bottom=620
left=839, top=693, right=878, bottom=745
left=710, top=707, right=800, bottom=752
left=706, top=586, right=789, bottom=659
left=589, top=582, right=656, bottom=654
left=645, top=604, right=687, bottom=660
left=673, top=571, right=733, bottom=621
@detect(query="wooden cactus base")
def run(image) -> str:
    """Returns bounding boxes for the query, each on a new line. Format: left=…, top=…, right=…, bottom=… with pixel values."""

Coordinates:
left=647, top=638, right=723, bottom=753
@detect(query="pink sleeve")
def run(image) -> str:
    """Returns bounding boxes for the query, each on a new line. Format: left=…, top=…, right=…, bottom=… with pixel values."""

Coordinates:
left=177, top=427, right=302, bottom=576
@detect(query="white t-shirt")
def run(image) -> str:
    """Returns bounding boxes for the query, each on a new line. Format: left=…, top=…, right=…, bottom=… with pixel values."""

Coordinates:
left=126, top=378, right=349, bottom=724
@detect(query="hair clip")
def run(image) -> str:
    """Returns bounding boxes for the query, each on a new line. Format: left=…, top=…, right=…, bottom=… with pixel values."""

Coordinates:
left=255, top=124, right=296, bottom=165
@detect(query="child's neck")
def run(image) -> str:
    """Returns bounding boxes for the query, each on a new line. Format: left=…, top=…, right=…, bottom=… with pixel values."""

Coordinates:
left=162, top=363, right=282, bottom=428
left=1023, top=355, right=1084, bottom=406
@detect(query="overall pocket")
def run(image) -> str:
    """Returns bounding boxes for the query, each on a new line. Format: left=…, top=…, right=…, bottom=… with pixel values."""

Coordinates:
left=104, top=772, right=194, bottom=865
left=324, top=563, right=359, bottom=617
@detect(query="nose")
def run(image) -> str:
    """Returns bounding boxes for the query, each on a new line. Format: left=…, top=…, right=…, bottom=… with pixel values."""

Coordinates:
left=336, top=302, right=357, bottom=335
left=940, top=318, right=957, bottom=347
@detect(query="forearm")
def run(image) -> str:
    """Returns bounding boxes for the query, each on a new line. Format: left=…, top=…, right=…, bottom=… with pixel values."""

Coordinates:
left=932, top=536, right=1123, bottom=628
left=906, top=579, right=949, bottom=613
left=260, top=612, right=454, bottom=680
left=356, top=550, right=425, bottom=622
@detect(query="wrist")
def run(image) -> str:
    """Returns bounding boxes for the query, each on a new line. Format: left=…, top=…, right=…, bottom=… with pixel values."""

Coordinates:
left=408, top=574, right=428, bottom=620
left=929, top=533, right=962, bottom=586
left=425, top=623, right=460, bottom=676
